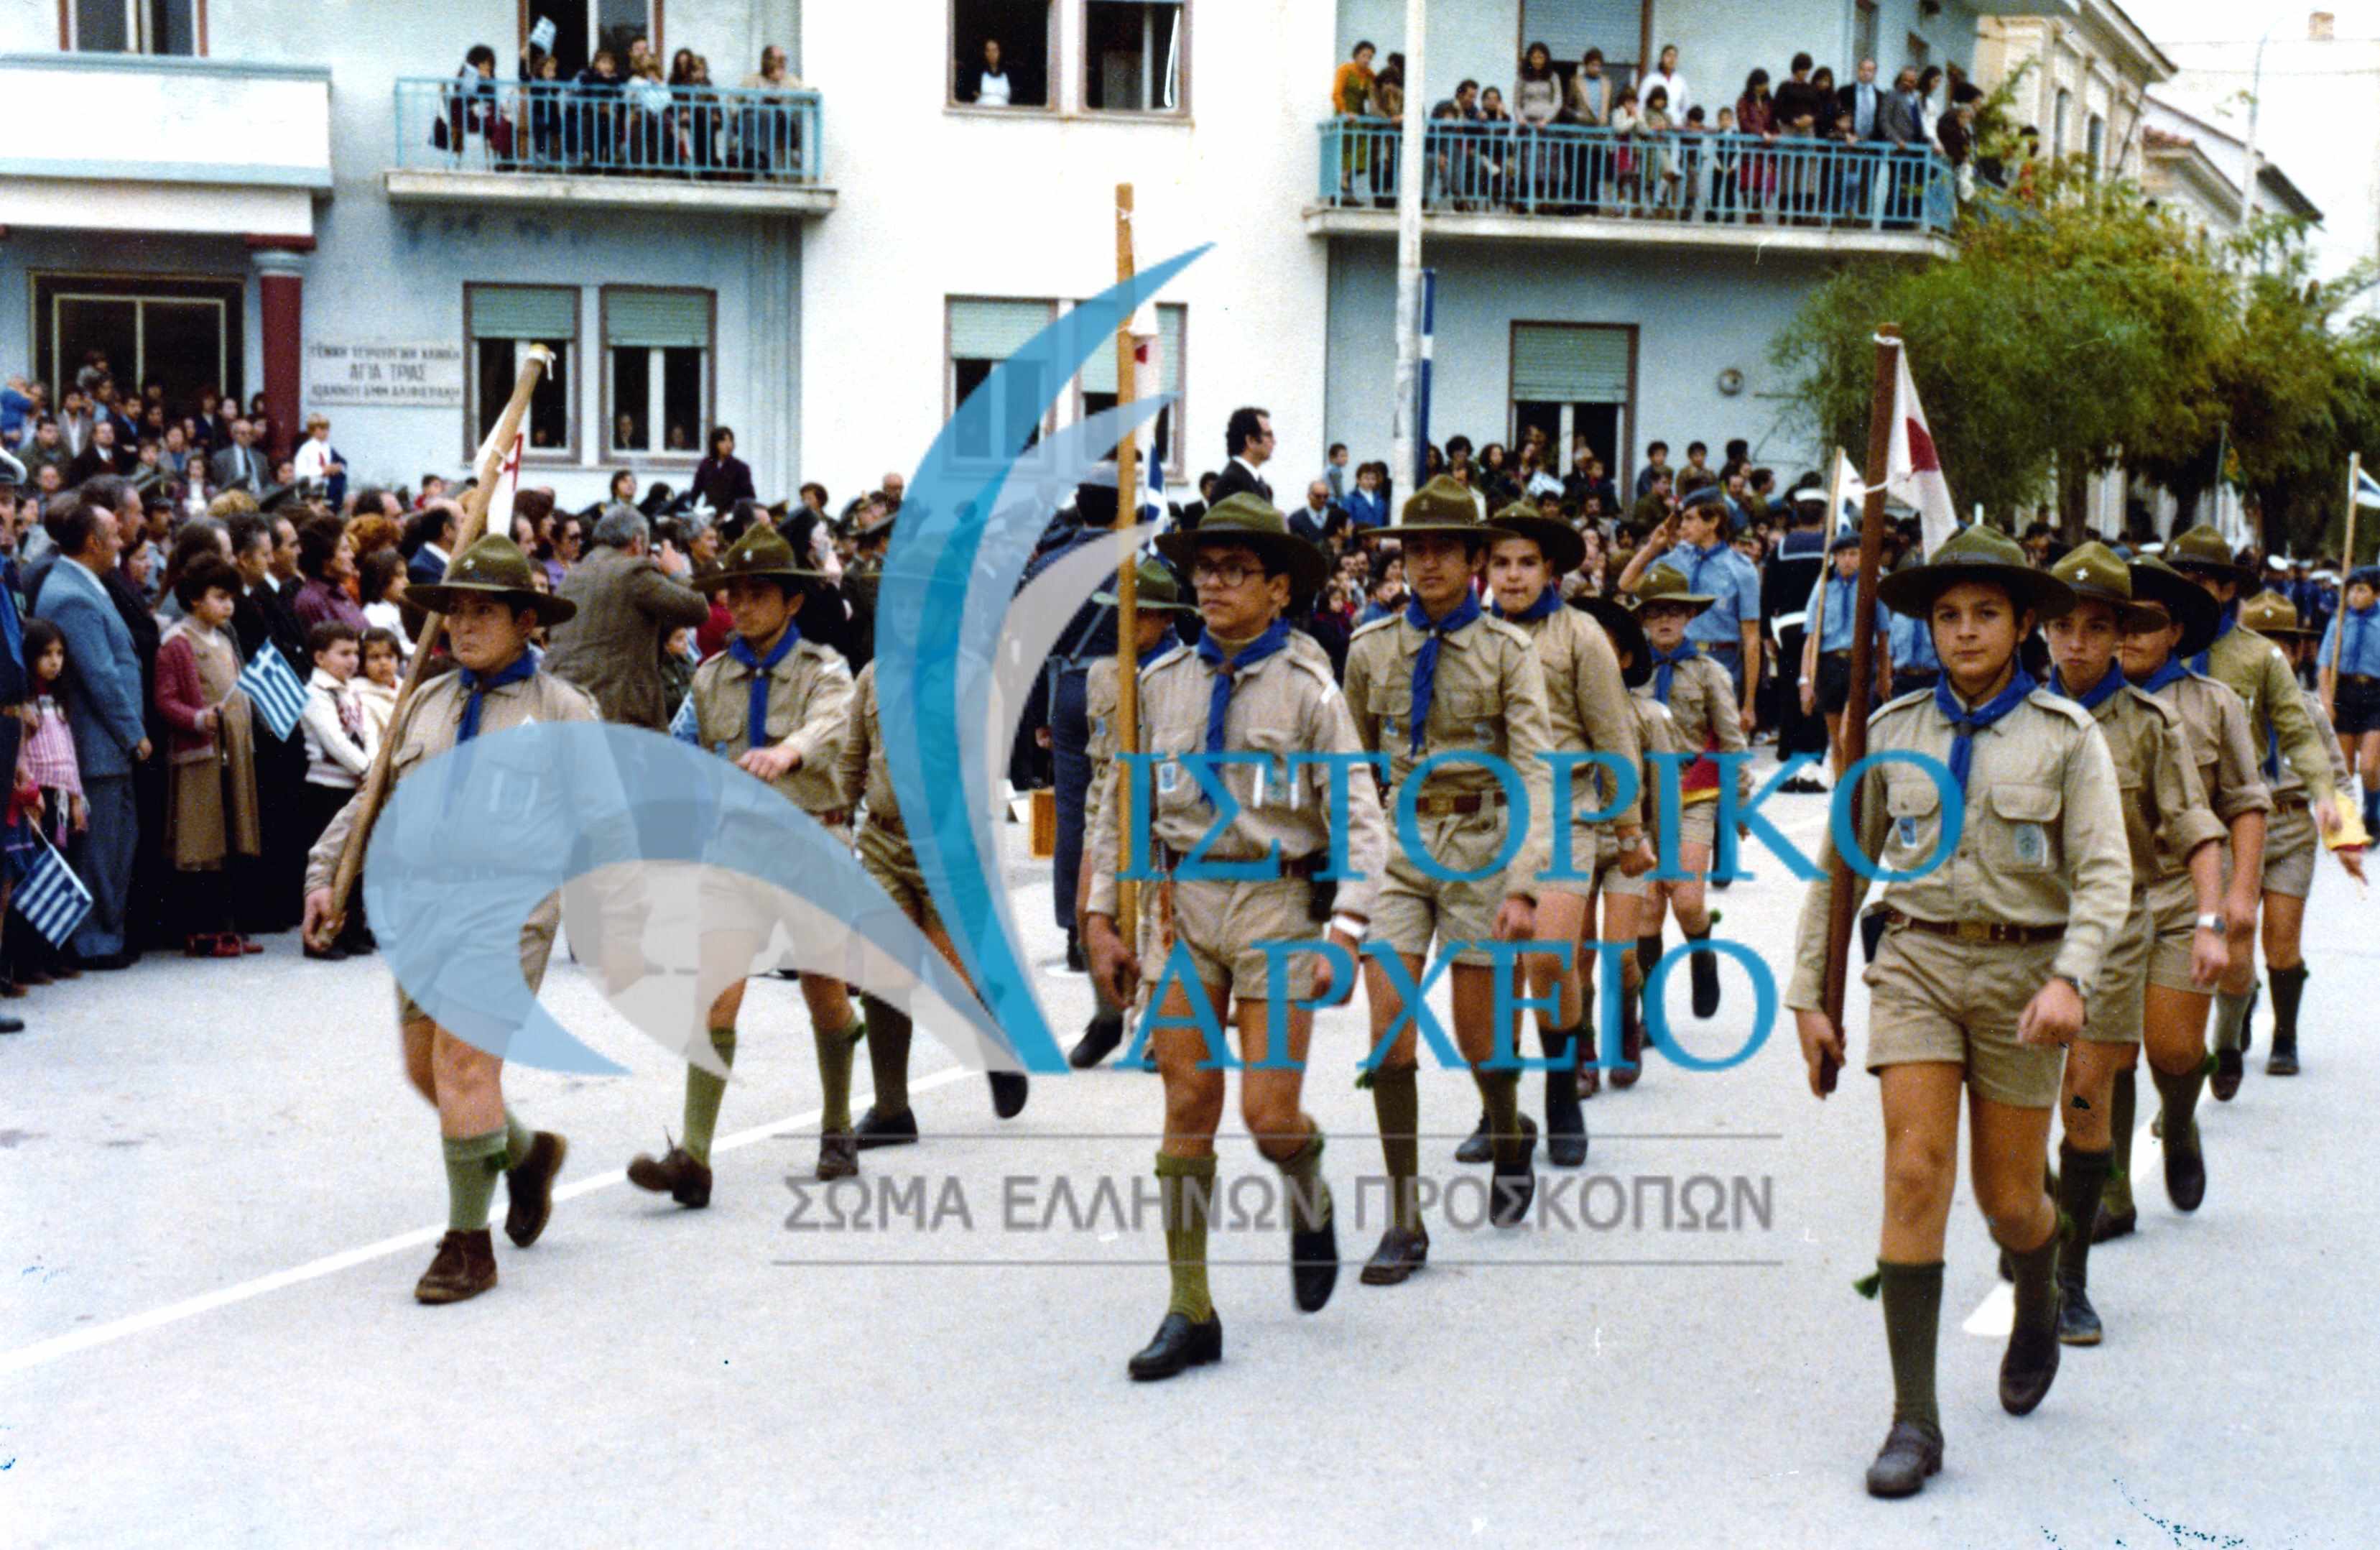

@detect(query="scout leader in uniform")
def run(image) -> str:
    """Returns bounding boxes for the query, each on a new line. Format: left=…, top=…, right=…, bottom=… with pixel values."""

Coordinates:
left=2036, top=543, right=2230, bottom=1347
left=1341, top=476, right=1556, bottom=1285
left=628, top=525, right=883, bottom=1202
left=2316, top=565, right=2380, bottom=836
left=302, top=535, right=586, bottom=1306
left=1785, top=525, right=2132, bottom=1500
left=1065, top=557, right=1200, bottom=1071
left=2246, top=591, right=2365, bottom=1076
left=1081, top=494, right=1388, bottom=1382
left=2108, top=556, right=2270, bottom=1231
left=2162, top=525, right=2340, bottom=1094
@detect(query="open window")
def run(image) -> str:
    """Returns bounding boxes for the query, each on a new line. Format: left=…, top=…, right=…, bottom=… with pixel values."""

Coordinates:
left=1074, top=302, right=1185, bottom=479
left=948, top=297, right=1057, bottom=465
left=63, top=0, right=200, bottom=53
left=467, top=284, right=576, bottom=458
left=1083, top=0, right=1183, bottom=114
left=1509, top=322, right=1634, bottom=496
left=604, top=288, right=711, bottom=459
left=523, top=0, right=659, bottom=79
left=952, top=0, right=1053, bottom=107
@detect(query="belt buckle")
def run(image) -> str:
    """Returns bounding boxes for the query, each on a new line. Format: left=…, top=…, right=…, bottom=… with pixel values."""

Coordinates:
left=1955, top=919, right=1993, bottom=943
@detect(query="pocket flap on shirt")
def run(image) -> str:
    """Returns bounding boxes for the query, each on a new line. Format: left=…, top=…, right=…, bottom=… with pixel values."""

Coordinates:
left=1883, top=773, right=1940, bottom=817
left=1988, top=783, right=2060, bottom=822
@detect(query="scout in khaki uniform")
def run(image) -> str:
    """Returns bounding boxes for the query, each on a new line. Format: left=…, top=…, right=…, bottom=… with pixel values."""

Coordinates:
left=2037, top=543, right=2230, bottom=1345
left=1448, top=504, right=1642, bottom=1168
left=2163, top=525, right=2340, bottom=1094
left=2246, top=591, right=2365, bottom=1074
left=1785, top=525, right=2132, bottom=1500
left=301, top=535, right=585, bottom=1305
left=2316, top=566, right=2380, bottom=834
left=1574, top=597, right=1671, bottom=1100
left=2106, top=556, right=2271, bottom=1232
left=1629, top=564, right=1751, bottom=1046
left=1341, top=476, right=1555, bottom=1284
left=629, top=526, right=873, bottom=1199
left=1081, top=495, right=1387, bottom=1381
left=1066, top=558, right=1200, bottom=1070
left=1799, top=530, right=1894, bottom=780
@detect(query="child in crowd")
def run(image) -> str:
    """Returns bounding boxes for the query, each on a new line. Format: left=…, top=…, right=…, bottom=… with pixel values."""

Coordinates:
left=7, top=620, right=84, bottom=990
left=300, top=621, right=374, bottom=961
left=153, top=555, right=262, bottom=959
left=356, top=627, right=402, bottom=750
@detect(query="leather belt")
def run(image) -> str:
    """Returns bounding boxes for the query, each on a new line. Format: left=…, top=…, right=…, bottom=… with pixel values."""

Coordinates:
left=2273, top=792, right=2310, bottom=813
left=867, top=807, right=907, bottom=838
left=1153, top=840, right=1326, bottom=880
left=1880, top=908, right=2064, bottom=946
left=1407, top=789, right=1509, bottom=818
left=812, top=806, right=853, bottom=829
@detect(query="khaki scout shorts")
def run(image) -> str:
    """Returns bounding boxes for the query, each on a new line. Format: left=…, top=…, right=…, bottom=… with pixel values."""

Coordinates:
left=1374, top=806, right=1512, bottom=967
left=1140, top=875, right=1324, bottom=1005
left=2080, top=898, right=2151, bottom=1045
left=857, top=818, right=942, bottom=931
left=1671, top=798, right=1718, bottom=854
left=1861, top=923, right=2065, bottom=1108
left=1594, top=825, right=1649, bottom=899
left=396, top=895, right=560, bottom=1028
left=2143, top=870, right=2211, bottom=993
left=2262, top=801, right=2318, bottom=900
left=1539, top=819, right=1609, bottom=900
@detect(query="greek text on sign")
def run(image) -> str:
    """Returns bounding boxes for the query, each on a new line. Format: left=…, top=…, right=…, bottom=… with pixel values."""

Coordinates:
left=305, top=341, right=466, bottom=409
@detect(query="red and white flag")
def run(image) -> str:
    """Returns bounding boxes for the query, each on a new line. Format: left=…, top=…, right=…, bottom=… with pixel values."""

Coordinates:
left=1885, top=348, right=1960, bottom=558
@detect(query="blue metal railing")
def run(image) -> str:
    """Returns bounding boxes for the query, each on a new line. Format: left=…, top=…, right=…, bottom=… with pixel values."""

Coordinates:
left=394, top=76, right=823, bottom=184
left=1318, top=119, right=1953, bottom=235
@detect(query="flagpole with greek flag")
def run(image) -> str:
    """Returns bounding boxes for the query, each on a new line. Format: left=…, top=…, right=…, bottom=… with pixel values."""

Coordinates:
left=236, top=637, right=309, bottom=743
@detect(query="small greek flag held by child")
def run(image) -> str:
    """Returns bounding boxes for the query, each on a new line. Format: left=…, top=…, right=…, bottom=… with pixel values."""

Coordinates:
left=668, top=693, right=700, bottom=746
left=16, top=830, right=93, bottom=948
left=238, top=642, right=308, bottom=742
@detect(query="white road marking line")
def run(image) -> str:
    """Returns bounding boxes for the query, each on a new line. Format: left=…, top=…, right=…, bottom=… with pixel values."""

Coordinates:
left=0, top=1066, right=976, bottom=1376
left=1963, top=1117, right=2157, bottom=1337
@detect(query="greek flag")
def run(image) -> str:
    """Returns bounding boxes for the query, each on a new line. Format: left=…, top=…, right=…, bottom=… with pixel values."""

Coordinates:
left=16, top=831, right=92, bottom=948
left=238, top=642, right=308, bottom=742
left=2356, top=466, right=2380, bottom=511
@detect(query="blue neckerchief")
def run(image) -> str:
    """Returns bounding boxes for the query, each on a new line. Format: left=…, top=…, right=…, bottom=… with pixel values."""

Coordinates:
left=1685, top=540, right=1728, bottom=595
left=457, top=650, right=538, bottom=744
left=1649, top=641, right=1698, bottom=706
left=1491, top=585, right=1562, bottom=624
left=1825, top=573, right=1859, bottom=650
left=2348, top=604, right=2374, bottom=677
left=2136, top=653, right=2189, bottom=695
left=1901, top=611, right=1939, bottom=670
left=1935, top=668, right=2036, bottom=794
left=1404, top=591, right=1482, bottom=755
left=0, top=555, right=20, bottom=671
left=2050, top=664, right=2123, bottom=715
left=2187, top=601, right=2238, bottom=675
left=1136, top=637, right=1174, bottom=675
left=1193, top=618, right=1292, bottom=755
left=727, top=624, right=800, bottom=752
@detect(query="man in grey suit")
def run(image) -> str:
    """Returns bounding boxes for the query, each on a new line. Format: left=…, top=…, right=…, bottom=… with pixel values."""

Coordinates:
left=209, top=418, right=267, bottom=492
left=32, top=497, right=150, bottom=967
left=1878, top=67, right=1925, bottom=227
left=542, top=504, right=710, bottom=730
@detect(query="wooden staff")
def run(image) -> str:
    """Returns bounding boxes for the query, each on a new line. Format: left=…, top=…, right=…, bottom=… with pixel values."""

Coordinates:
left=1113, top=182, right=1142, bottom=953
left=2332, top=451, right=2362, bottom=683
left=320, top=345, right=552, bottom=936
left=1818, top=326, right=1903, bottom=1092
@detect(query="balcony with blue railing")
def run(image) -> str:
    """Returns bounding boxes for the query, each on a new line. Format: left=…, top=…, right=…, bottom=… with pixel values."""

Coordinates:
left=386, top=77, right=833, bottom=217
left=1309, top=119, right=1955, bottom=254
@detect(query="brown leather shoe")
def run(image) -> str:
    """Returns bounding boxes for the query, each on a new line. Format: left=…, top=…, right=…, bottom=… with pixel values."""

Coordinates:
left=627, top=1143, right=713, bottom=1207
left=414, top=1228, right=497, bottom=1304
left=503, top=1131, right=568, bottom=1247
left=1358, top=1224, right=1430, bottom=1286
left=816, top=1129, right=858, bottom=1181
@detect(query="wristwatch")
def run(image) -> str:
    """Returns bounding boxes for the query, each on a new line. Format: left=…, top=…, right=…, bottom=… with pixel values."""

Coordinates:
left=2193, top=913, right=2224, bottom=933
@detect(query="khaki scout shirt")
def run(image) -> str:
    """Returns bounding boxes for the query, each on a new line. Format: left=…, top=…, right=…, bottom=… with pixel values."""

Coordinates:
left=1627, top=694, right=1677, bottom=834
left=835, top=659, right=901, bottom=825
left=2090, top=682, right=2226, bottom=883
left=2268, top=693, right=2351, bottom=801
left=690, top=632, right=853, bottom=815
left=1517, top=605, right=1642, bottom=834
left=2202, top=624, right=2335, bottom=811
left=1787, top=686, right=2134, bottom=1008
left=1085, top=635, right=1388, bottom=923
left=1632, top=652, right=1752, bottom=805
left=1342, top=607, right=1556, bottom=897
left=2147, top=670, right=2273, bottom=827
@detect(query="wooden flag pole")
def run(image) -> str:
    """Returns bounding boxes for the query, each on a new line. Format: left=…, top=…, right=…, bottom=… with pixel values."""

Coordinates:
left=2332, top=451, right=2361, bottom=684
left=1819, top=326, right=1903, bottom=1092
left=320, top=345, right=552, bottom=938
left=1113, top=183, right=1141, bottom=953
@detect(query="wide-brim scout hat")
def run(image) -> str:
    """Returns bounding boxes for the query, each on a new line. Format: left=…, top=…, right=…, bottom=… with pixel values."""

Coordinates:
left=714, top=522, right=830, bottom=586
left=1155, top=492, right=1330, bottom=599
left=409, top=534, right=578, bottom=626
left=1578, top=596, right=1651, bottom=688
left=2126, top=555, right=2222, bottom=658
left=1876, top=524, right=2075, bottom=622
left=1094, top=555, right=1199, bottom=614
left=1630, top=563, right=1715, bottom=616
left=2047, top=541, right=2164, bottom=633
left=1827, top=530, right=1861, bottom=555
left=2237, top=590, right=2316, bottom=640
left=2164, top=522, right=2256, bottom=585
left=1487, top=500, right=1585, bottom=575
left=1374, top=474, right=1514, bottom=545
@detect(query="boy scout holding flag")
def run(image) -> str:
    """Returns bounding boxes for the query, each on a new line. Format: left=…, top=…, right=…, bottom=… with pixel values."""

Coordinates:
left=301, top=535, right=588, bottom=1304
left=1785, top=525, right=2131, bottom=1500
left=1341, top=476, right=1555, bottom=1284
left=1082, top=494, right=1386, bottom=1380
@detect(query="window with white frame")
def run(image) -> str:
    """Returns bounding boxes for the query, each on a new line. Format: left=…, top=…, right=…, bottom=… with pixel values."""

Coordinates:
left=65, top=0, right=199, bottom=53
left=605, top=289, right=711, bottom=458
left=948, top=297, right=1057, bottom=463
left=467, top=285, right=576, bottom=458
left=952, top=0, right=1054, bottom=107
left=1083, top=0, right=1184, bottom=114
left=519, top=0, right=659, bottom=78
left=1073, top=302, right=1185, bottom=479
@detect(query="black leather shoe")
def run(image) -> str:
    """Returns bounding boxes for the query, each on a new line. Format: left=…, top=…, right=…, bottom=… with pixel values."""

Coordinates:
left=2210, top=1046, right=2243, bottom=1102
left=1359, top=1225, right=1430, bottom=1286
left=987, top=1071, right=1029, bottom=1119
left=2162, top=1117, right=2205, bottom=1212
left=1289, top=1194, right=1339, bottom=1314
left=2057, top=1278, right=2101, bottom=1346
left=1064, top=931, right=1087, bottom=975
left=1491, top=1116, right=1538, bottom=1228
left=853, top=1105, right=919, bottom=1150
left=0, top=1014, right=24, bottom=1034
left=1689, top=942, right=1721, bottom=1019
left=502, top=1131, right=568, bottom=1247
left=627, top=1143, right=713, bottom=1207
left=815, top=1130, right=858, bottom=1180
left=2000, top=1300, right=2063, bottom=1415
left=1126, top=1310, right=1222, bottom=1380
left=1068, top=1014, right=1124, bottom=1069
left=2266, top=1037, right=2299, bottom=1076
left=1864, top=1419, right=1943, bottom=1498
left=1546, top=1068, right=1587, bottom=1169
left=1453, top=1111, right=1492, bottom=1164
left=2091, top=1204, right=2136, bottom=1243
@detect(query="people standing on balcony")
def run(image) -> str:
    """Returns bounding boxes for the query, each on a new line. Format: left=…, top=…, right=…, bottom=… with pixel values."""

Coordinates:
left=958, top=38, right=1013, bottom=106
left=1879, top=67, right=1925, bottom=228
left=741, top=45, right=804, bottom=175
left=1567, top=47, right=1611, bottom=211
left=1331, top=42, right=1376, bottom=201
left=1608, top=86, right=1642, bottom=211
left=693, top=426, right=756, bottom=513
left=1476, top=86, right=1515, bottom=208
left=437, top=45, right=508, bottom=167
left=1770, top=53, right=1820, bottom=220
left=1513, top=41, right=1560, bottom=209
left=570, top=50, right=623, bottom=171
left=1641, top=86, right=1682, bottom=213
left=1645, top=43, right=1689, bottom=120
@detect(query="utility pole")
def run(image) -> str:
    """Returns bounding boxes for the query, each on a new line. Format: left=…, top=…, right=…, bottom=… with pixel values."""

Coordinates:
left=2238, top=21, right=2276, bottom=232
left=1389, top=0, right=1426, bottom=502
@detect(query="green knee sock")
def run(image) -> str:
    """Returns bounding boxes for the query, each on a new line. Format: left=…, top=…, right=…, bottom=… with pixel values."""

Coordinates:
left=1155, top=1150, right=1217, bottom=1320
left=2269, top=965, right=2307, bottom=1045
left=2103, top=1067, right=2137, bottom=1212
left=1999, top=1217, right=2062, bottom=1336
left=1875, top=1260, right=1944, bottom=1434
left=1371, top=1064, right=1422, bottom=1232
left=2211, top=989, right=2252, bottom=1053
left=1265, top=1121, right=1330, bottom=1231
left=860, top=993, right=913, bottom=1117
left=2055, top=1142, right=2113, bottom=1291
left=442, top=1129, right=509, bottom=1232
left=813, top=1010, right=861, bottom=1133
left=1474, top=1066, right=1524, bottom=1162
left=682, top=1027, right=737, bottom=1165
left=2150, top=1058, right=2205, bottom=1145
left=501, top=1109, right=532, bottom=1170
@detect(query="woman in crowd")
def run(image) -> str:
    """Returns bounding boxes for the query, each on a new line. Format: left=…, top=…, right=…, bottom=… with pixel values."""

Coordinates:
left=693, top=425, right=755, bottom=511
left=292, top=517, right=368, bottom=635
left=358, top=548, right=413, bottom=658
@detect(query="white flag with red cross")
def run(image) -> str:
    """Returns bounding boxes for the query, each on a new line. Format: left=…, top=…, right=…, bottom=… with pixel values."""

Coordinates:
left=1886, top=348, right=1960, bottom=558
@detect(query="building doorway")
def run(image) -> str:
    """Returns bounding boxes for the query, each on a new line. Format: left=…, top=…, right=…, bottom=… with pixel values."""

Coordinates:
left=1509, top=320, right=1634, bottom=494
left=34, top=273, right=244, bottom=414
